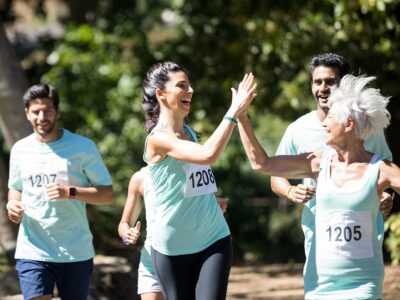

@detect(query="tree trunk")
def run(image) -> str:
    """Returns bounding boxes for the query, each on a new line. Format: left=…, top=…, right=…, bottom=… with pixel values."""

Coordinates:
left=0, top=22, right=32, bottom=263
left=0, top=155, right=18, bottom=263
left=0, top=24, right=31, bottom=148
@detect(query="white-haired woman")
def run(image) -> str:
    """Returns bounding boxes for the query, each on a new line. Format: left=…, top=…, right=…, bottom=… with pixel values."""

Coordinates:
left=238, top=74, right=400, bottom=299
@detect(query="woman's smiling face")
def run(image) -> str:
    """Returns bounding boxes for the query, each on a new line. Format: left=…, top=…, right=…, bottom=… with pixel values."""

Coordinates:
left=160, top=71, right=194, bottom=117
left=322, top=103, right=347, bottom=146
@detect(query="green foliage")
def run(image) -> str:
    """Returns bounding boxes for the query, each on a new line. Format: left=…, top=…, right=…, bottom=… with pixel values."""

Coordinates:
left=385, top=213, right=400, bottom=265
left=10, top=0, right=399, bottom=262
left=0, top=252, right=10, bottom=273
left=42, top=24, right=149, bottom=196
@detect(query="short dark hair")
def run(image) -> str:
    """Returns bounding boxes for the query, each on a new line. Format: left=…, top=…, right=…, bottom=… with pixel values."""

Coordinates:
left=310, top=53, right=350, bottom=79
left=23, top=84, right=60, bottom=109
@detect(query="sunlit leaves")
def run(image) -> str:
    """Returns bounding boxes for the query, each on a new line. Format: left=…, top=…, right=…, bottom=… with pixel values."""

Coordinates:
left=34, top=0, right=400, bottom=261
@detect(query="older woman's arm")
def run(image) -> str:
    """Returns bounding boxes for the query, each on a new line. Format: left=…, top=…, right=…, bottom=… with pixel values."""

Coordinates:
left=238, top=114, right=316, bottom=179
left=379, top=161, right=400, bottom=196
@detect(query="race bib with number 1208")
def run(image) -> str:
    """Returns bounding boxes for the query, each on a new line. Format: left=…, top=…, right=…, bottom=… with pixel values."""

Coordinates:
left=316, top=209, right=373, bottom=260
left=182, top=163, right=217, bottom=198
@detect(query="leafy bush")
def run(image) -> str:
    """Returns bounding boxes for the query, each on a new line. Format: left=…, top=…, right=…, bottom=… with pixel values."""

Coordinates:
left=385, top=213, right=400, bottom=265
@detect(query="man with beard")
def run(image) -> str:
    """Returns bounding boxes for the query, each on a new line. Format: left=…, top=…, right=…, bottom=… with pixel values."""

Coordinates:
left=6, top=84, right=114, bottom=300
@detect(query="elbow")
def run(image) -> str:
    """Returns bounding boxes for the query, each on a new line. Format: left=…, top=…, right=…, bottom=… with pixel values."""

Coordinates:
left=205, top=156, right=218, bottom=165
left=106, top=191, right=115, bottom=204
left=101, top=188, right=115, bottom=205
left=250, top=162, right=264, bottom=172
left=202, top=150, right=219, bottom=165
left=249, top=159, right=270, bottom=174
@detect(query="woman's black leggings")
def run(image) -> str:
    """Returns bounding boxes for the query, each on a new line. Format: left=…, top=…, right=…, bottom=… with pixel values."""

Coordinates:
left=151, top=235, right=232, bottom=300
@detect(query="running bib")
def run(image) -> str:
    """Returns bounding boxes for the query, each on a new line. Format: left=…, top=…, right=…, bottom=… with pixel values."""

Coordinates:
left=21, top=156, right=69, bottom=200
left=182, top=163, right=217, bottom=198
left=316, top=210, right=373, bottom=260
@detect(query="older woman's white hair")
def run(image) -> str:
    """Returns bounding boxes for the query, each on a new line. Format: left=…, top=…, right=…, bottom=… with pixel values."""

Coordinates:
left=327, top=74, right=391, bottom=140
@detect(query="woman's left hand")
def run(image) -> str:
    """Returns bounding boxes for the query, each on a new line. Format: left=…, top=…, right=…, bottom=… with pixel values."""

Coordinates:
left=217, top=197, right=229, bottom=214
left=228, top=73, right=257, bottom=118
left=122, top=221, right=141, bottom=245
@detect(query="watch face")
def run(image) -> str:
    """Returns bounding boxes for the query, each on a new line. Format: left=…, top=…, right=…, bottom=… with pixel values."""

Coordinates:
left=69, top=187, right=77, bottom=197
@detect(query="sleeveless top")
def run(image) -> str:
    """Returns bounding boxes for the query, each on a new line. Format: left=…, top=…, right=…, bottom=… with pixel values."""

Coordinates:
left=305, top=147, right=384, bottom=299
left=144, top=124, right=230, bottom=255
left=274, top=111, right=392, bottom=293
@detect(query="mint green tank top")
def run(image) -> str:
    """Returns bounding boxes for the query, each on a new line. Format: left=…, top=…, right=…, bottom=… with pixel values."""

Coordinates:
left=144, top=125, right=230, bottom=255
left=305, top=147, right=383, bottom=299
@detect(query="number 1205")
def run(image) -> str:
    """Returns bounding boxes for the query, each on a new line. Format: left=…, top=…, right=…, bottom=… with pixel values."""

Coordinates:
left=326, top=225, right=362, bottom=242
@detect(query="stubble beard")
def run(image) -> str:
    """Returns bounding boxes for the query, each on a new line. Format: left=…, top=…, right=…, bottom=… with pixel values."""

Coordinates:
left=34, top=123, right=56, bottom=138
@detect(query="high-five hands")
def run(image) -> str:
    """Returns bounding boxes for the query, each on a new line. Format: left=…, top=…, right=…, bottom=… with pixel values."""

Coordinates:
left=228, top=73, right=257, bottom=118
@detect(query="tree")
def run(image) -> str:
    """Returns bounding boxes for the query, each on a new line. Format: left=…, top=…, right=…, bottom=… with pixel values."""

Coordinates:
left=0, top=22, right=32, bottom=262
left=2, top=0, right=400, bottom=263
left=39, top=0, right=400, bottom=261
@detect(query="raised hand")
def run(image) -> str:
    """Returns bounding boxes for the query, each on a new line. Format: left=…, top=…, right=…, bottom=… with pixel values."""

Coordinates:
left=228, top=73, right=257, bottom=118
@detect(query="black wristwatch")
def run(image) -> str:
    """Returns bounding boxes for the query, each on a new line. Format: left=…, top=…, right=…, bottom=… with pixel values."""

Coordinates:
left=68, top=186, right=77, bottom=198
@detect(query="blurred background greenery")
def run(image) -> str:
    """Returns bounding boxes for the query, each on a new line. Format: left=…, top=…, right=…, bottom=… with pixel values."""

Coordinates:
left=1, top=0, right=399, bottom=267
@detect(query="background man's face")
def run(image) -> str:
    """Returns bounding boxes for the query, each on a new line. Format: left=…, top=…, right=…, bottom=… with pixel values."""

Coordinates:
left=311, top=65, right=341, bottom=113
left=25, top=98, right=60, bottom=140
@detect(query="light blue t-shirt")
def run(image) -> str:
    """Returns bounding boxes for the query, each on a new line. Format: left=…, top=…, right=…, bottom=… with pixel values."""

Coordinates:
left=8, top=129, right=112, bottom=262
left=275, top=110, right=391, bottom=293
left=306, top=148, right=383, bottom=299
left=144, top=125, right=230, bottom=255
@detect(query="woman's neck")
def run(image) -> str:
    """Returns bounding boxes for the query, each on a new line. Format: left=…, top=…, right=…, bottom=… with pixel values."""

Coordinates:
left=157, top=113, right=185, bottom=135
left=332, top=140, right=371, bottom=165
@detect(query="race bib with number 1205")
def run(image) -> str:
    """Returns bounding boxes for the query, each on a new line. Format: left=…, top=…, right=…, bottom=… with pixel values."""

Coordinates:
left=316, top=209, right=373, bottom=260
left=182, top=163, right=217, bottom=198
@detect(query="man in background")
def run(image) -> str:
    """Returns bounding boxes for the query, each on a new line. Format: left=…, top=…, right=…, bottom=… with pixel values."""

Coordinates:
left=6, top=83, right=114, bottom=300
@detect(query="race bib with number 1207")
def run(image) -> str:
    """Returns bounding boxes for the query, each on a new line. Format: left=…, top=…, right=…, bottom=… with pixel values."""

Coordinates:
left=21, top=156, right=69, bottom=200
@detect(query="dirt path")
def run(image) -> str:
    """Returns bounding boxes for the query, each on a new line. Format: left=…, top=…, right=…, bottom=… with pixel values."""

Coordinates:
left=1, top=261, right=399, bottom=299
left=227, top=264, right=400, bottom=300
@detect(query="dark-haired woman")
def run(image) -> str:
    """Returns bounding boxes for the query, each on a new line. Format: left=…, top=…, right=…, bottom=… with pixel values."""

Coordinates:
left=142, top=61, right=256, bottom=300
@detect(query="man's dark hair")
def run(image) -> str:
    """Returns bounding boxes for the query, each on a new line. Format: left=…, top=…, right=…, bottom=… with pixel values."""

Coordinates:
left=310, top=53, right=351, bottom=79
left=23, top=84, right=60, bottom=109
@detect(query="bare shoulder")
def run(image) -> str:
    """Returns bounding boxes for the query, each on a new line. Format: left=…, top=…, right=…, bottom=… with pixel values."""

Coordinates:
left=129, top=169, right=146, bottom=192
left=148, top=130, right=180, bottom=146
left=147, top=130, right=188, bottom=163
left=379, top=160, right=400, bottom=177
left=376, top=159, right=400, bottom=190
left=148, top=130, right=183, bottom=152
